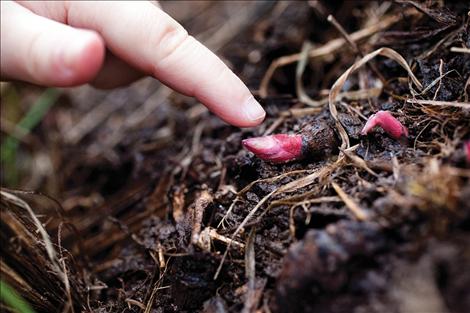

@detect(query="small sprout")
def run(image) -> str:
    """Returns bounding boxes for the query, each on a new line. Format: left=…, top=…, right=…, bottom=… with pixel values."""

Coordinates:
left=242, top=134, right=303, bottom=163
left=361, top=110, right=408, bottom=140
left=242, top=121, right=337, bottom=164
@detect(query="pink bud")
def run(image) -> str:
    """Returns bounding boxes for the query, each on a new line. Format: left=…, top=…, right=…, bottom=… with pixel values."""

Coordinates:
left=361, top=110, right=408, bottom=140
left=242, top=134, right=303, bottom=163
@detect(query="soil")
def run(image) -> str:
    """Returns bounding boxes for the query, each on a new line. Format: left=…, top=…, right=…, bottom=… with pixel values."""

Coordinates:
left=1, top=1, right=469, bottom=313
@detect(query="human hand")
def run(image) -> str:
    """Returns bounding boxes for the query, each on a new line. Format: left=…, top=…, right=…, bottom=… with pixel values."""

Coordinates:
left=0, top=1, right=266, bottom=127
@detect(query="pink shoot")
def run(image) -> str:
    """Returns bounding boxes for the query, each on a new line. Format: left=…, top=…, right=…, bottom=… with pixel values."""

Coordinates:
left=242, top=134, right=303, bottom=163
left=361, top=110, right=408, bottom=140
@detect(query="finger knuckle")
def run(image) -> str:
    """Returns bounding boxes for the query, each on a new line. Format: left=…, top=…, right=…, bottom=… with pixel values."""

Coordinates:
left=212, top=61, right=230, bottom=83
left=153, top=22, right=188, bottom=66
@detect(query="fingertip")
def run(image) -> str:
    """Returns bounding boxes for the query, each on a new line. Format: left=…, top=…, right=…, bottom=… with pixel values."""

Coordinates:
left=58, top=30, right=105, bottom=86
left=215, top=95, right=266, bottom=128
left=239, top=96, right=266, bottom=127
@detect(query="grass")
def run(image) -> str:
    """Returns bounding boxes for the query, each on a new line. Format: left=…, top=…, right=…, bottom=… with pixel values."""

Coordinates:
left=1, top=88, right=61, bottom=186
left=0, top=280, right=36, bottom=313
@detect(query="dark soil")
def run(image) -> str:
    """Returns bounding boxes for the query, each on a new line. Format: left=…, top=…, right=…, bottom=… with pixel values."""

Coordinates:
left=1, top=1, right=469, bottom=313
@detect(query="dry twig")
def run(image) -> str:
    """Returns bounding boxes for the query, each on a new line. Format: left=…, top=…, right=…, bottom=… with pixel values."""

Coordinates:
left=331, top=182, right=369, bottom=221
left=406, top=99, right=470, bottom=108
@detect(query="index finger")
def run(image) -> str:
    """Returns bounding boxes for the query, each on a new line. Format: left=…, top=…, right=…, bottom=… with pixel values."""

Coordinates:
left=67, top=1, right=266, bottom=127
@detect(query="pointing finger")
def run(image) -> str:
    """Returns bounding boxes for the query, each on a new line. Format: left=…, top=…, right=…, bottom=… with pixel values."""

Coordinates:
left=65, top=1, right=265, bottom=127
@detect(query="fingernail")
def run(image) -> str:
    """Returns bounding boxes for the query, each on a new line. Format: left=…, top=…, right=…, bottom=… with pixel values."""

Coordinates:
left=243, top=96, right=266, bottom=122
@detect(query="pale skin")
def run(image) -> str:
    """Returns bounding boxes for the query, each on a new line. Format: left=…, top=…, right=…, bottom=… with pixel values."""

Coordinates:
left=0, top=1, right=266, bottom=127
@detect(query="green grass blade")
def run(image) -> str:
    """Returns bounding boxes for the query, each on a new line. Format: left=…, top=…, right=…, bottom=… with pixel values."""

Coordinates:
left=15, top=88, right=61, bottom=131
left=1, top=88, right=61, bottom=186
left=0, top=280, right=36, bottom=313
